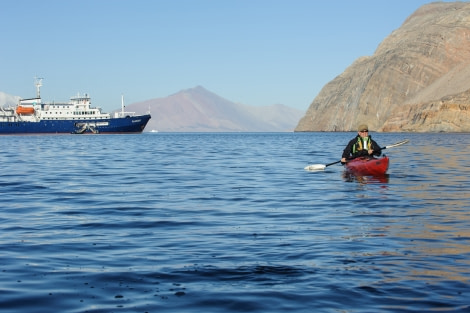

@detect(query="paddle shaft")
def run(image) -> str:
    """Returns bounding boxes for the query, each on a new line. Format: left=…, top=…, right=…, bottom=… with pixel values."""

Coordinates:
left=325, top=160, right=342, bottom=167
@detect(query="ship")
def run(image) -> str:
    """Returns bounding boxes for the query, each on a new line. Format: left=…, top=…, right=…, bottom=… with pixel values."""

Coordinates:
left=0, top=78, right=151, bottom=134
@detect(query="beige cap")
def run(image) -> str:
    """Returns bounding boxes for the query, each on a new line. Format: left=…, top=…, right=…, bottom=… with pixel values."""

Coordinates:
left=357, top=124, right=368, bottom=132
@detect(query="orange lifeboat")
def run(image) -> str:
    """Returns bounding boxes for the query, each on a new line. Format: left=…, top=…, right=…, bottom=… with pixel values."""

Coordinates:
left=16, top=106, right=35, bottom=115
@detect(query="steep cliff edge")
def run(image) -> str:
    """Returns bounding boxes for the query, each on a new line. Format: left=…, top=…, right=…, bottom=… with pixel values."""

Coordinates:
left=295, top=2, right=470, bottom=132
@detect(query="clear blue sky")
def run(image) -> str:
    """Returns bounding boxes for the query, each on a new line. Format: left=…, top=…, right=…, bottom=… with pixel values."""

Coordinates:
left=0, top=0, right=459, bottom=111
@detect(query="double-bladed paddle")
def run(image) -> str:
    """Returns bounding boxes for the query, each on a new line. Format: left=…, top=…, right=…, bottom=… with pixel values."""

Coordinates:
left=304, top=139, right=410, bottom=171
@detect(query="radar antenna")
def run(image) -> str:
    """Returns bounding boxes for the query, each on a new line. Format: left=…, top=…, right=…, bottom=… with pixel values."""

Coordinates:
left=35, top=77, right=43, bottom=98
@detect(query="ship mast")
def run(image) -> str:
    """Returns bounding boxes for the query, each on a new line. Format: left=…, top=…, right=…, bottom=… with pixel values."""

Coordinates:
left=35, top=77, right=43, bottom=98
left=121, top=94, right=125, bottom=115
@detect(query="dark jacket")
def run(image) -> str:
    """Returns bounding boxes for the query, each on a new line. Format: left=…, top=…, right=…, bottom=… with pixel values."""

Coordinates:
left=342, top=135, right=381, bottom=159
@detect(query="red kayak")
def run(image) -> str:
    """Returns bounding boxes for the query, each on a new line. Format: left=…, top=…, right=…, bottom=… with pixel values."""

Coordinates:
left=345, top=156, right=389, bottom=176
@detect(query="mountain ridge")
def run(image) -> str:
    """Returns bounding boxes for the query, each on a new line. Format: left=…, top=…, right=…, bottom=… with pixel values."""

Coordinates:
left=0, top=91, right=21, bottom=107
left=127, top=86, right=303, bottom=132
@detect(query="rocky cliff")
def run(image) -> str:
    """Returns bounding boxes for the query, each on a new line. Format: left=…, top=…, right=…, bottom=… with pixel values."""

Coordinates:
left=295, top=2, right=470, bottom=132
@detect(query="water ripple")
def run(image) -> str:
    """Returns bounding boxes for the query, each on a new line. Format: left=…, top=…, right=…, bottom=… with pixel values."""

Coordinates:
left=1, top=133, right=469, bottom=312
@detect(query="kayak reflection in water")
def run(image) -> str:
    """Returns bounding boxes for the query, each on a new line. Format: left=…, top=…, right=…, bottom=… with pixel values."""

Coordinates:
left=341, top=123, right=382, bottom=164
left=342, top=171, right=389, bottom=184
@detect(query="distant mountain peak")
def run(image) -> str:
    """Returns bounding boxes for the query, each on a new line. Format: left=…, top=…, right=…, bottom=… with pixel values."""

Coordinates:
left=171, top=85, right=213, bottom=97
left=192, top=85, right=206, bottom=91
left=125, top=87, right=303, bottom=132
left=180, top=85, right=205, bottom=93
left=0, top=91, right=21, bottom=106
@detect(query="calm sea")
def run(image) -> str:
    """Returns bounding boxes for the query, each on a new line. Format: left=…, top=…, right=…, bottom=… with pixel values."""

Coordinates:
left=1, top=132, right=469, bottom=313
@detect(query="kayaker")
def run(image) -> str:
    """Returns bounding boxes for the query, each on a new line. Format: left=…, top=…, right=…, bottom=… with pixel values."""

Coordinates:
left=341, top=124, right=381, bottom=164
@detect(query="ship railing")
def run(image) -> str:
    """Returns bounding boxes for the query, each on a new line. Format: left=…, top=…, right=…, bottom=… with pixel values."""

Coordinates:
left=114, top=111, right=136, bottom=118
left=0, top=106, right=16, bottom=116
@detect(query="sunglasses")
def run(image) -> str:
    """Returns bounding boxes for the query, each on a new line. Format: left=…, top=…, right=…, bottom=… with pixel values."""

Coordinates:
left=360, top=130, right=369, bottom=133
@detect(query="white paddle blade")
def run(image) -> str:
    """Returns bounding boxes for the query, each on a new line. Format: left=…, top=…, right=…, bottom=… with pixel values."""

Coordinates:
left=304, top=164, right=326, bottom=171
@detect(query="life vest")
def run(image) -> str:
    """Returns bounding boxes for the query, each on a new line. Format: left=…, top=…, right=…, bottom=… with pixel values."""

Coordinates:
left=352, top=136, right=372, bottom=154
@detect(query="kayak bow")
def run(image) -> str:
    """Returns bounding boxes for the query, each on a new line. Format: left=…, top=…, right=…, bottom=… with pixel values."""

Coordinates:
left=345, top=156, right=389, bottom=176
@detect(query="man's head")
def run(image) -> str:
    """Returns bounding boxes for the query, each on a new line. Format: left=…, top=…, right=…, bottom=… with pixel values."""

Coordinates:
left=357, top=124, right=369, bottom=138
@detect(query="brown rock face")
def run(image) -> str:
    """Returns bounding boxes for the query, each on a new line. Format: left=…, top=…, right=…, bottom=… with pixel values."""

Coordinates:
left=295, top=2, right=470, bottom=132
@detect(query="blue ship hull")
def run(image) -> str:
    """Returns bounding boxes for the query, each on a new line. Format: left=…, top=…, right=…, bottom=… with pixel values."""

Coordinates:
left=0, top=114, right=151, bottom=134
